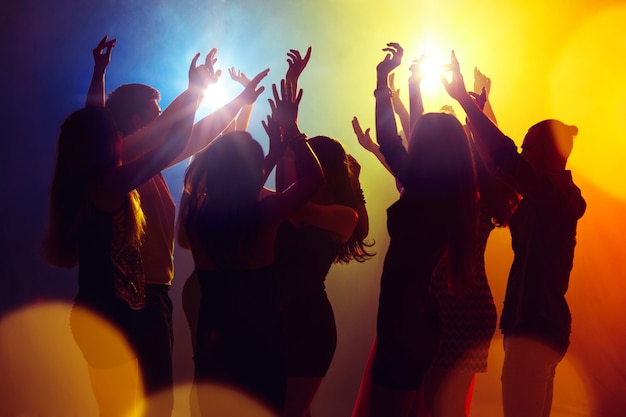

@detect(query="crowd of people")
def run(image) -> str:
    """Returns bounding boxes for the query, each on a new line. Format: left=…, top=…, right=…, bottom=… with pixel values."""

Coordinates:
left=43, top=36, right=585, bottom=417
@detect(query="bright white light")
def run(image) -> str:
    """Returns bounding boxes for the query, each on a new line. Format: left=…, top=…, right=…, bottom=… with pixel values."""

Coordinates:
left=412, top=47, right=448, bottom=97
left=198, top=83, right=231, bottom=115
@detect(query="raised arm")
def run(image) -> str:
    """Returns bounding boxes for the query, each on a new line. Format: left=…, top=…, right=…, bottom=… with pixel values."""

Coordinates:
left=228, top=67, right=254, bottom=130
left=473, top=67, right=497, bottom=125
left=375, top=43, right=411, bottom=184
left=96, top=52, right=211, bottom=208
left=170, top=66, right=270, bottom=166
left=408, top=55, right=426, bottom=136
left=261, top=111, right=287, bottom=188
left=85, top=35, right=116, bottom=107
left=441, top=50, right=510, bottom=171
left=389, top=73, right=410, bottom=142
left=351, top=116, right=392, bottom=174
left=285, top=46, right=312, bottom=91
left=120, top=49, right=220, bottom=163
left=264, top=79, right=323, bottom=219
left=271, top=47, right=313, bottom=192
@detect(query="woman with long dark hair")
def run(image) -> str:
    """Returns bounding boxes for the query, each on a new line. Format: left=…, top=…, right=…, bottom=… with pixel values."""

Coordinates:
left=177, top=79, right=324, bottom=415
left=368, top=43, right=480, bottom=417
left=44, top=52, right=211, bottom=417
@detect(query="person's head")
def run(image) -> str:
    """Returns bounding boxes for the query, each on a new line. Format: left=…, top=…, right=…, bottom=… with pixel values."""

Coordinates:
left=521, top=119, right=578, bottom=170
left=308, top=136, right=353, bottom=205
left=180, top=131, right=266, bottom=268
left=307, top=135, right=374, bottom=263
left=408, top=112, right=477, bottom=196
left=44, top=107, right=124, bottom=267
left=185, top=130, right=265, bottom=204
left=409, top=112, right=479, bottom=288
left=106, top=83, right=161, bottom=137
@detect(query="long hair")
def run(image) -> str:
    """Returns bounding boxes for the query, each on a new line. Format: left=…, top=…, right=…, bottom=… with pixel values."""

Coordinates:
left=308, top=136, right=373, bottom=263
left=407, top=112, right=480, bottom=287
left=44, top=107, right=144, bottom=267
left=180, top=131, right=265, bottom=269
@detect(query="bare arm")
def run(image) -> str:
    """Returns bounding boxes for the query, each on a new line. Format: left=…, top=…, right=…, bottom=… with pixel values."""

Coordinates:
left=264, top=79, right=323, bottom=220
left=169, top=67, right=270, bottom=167
left=473, top=67, right=497, bottom=125
left=228, top=67, right=254, bottom=130
left=94, top=53, right=212, bottom=210
left=408, top=55, right=425, bottom=136
left=351, top=116, right=393, bottom=174
left=271, top=47, right=313, bottom=192
left=261, top=112, right=287, bottom=188
left=375, top=43, right=411, bottom=184
left=442, top=51, right=510, bottom=171
left=85, top=35, right=116, bottom=107
left=389, top=73, right=410, bottom=141
left=291, top=203, right=358, bottom=244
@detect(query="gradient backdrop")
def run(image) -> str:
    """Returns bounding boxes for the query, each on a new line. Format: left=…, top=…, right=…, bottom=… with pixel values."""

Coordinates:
left=2, top=0, right=625, bottom=416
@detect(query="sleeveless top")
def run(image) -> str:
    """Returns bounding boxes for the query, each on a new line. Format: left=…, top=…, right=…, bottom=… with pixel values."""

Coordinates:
left=77, top=203, right=145, bottom=313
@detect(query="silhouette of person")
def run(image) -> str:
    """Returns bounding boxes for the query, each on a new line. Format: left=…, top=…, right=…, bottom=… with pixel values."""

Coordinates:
left=275, top=135, right=372, bottom=417
left=177, top=78, right=324, bottom=414
left=368, top=43, right=480, bottom=417
left=86, top=35, right=269, bottom=417
left=44, top=49, right=211, bottom=417
left=271, top=48, right=372, bottom=417
left=352, top=52, right=517, bottom=417
left=442, top=50, right=586, bottom=417
left=179, top=63, right=269, bottom=417
left=424, top=66, right=519, bottom=417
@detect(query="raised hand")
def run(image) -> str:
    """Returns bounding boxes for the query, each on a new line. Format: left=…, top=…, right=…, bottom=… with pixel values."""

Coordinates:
left=469, top=88, right=487, bottom=110
left=377, top=43, right=404, bottom=79
left=236, top=68, right=270, bottom=105
left=262, top=113, right=285, bottom=157
left=352, top=117, right=378, bottom=153
left=409, top=55, right=426, bottom=84
left=269, top=79, right=303, bottom=135
left=473, top=67, right=491, bottom=97
left=286, top=47, right=312, bottom=86
left=228, top=67, right=251, bottom=88
left=389, top=73, right=401, bottom=97
left=92, top=35, right=116, bottom=73
left=188, top=52, right=215, bottom=95
left=441, top=50, right=469, bottom=102
left=203, top=48, right=222, bottom=86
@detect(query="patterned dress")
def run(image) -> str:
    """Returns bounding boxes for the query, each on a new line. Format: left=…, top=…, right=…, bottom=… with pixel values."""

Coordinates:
left=429, top=208, right=498, bottom=372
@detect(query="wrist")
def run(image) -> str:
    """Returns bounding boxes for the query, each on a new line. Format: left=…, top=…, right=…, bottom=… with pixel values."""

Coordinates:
left=374, top=87, right=393, bottom=99
left=286, top=132, right=307, bottom=144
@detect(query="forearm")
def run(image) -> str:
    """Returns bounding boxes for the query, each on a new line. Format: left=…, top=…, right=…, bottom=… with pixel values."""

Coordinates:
left=86, top=68, right=106, bottom=107
left=235, top=103, right=254, bottom=131
left=408, top=82, right=424, bottom=136
left=457, top=93, right=509, bottom=170
left=121, top=89, right=190, bottom=163
left=392, top=96, right=410, bottom=140
left=483, top=100, right=497, bottom=125
left=174, top=95, right=246, bottom=164
left=375, top=80, right=400, bottom=150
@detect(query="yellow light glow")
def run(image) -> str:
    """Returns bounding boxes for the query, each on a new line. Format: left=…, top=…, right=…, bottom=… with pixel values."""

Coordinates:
left=0, top=302, right=141, bottom=417
left=550, top=4, right=626, bottom=201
